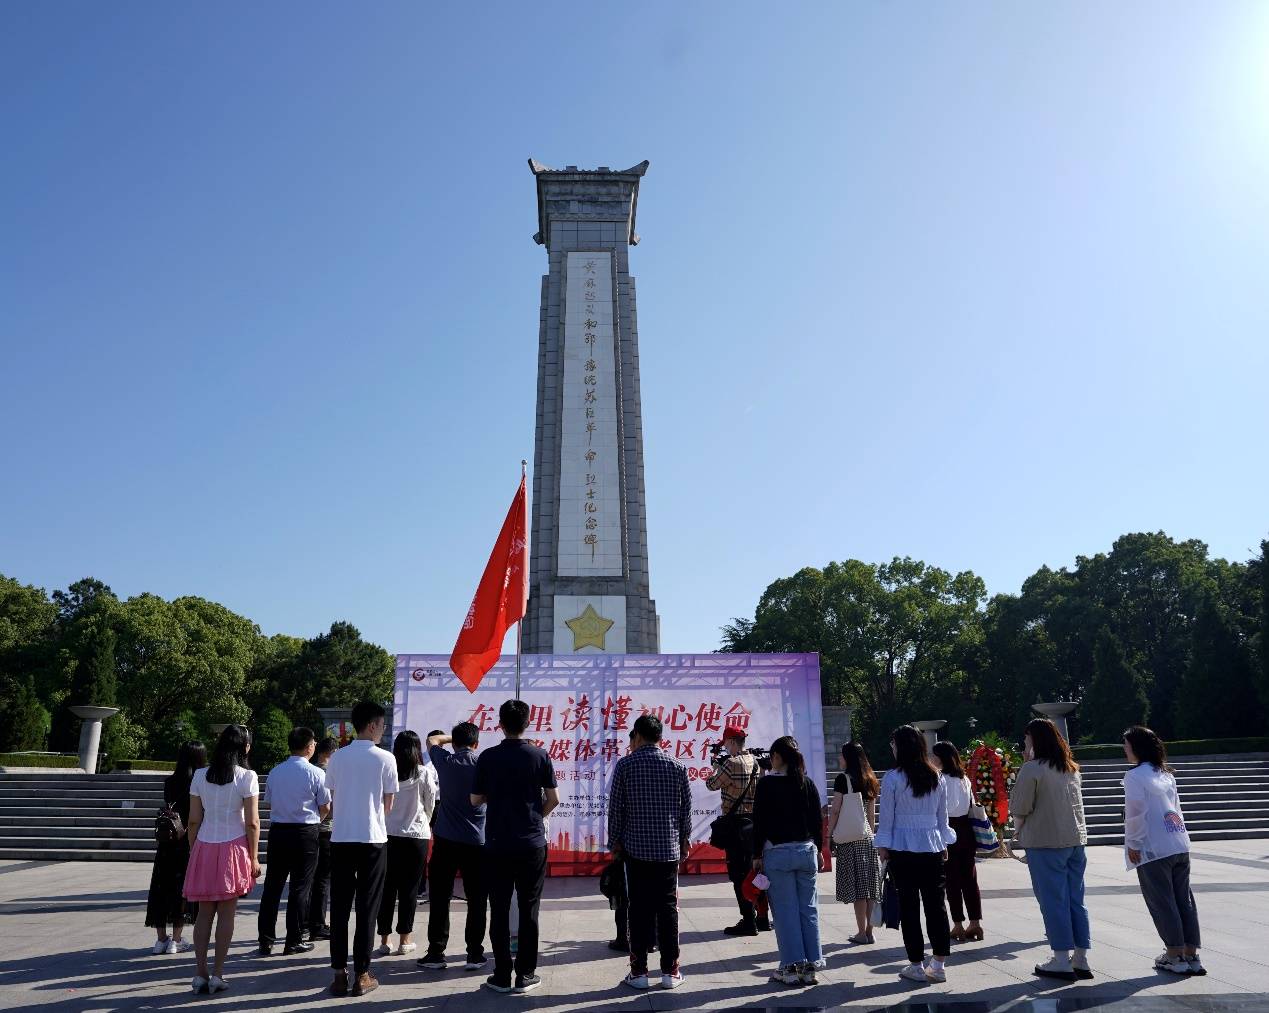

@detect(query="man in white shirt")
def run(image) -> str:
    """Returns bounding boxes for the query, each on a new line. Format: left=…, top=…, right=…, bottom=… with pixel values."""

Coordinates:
left=325, top=702, right=398, bottom=998
left=258, top=726, right=331, bottom=956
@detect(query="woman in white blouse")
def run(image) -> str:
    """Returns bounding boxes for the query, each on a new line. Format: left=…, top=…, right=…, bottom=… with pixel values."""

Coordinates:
left=1122, top=725, right=1203, bottom=976
left=376, top=730, right=439, bottom=956
left=182, top=725, right=261, bottom=994
left=875, top=725, right=956, bottom=984
left=932, top=741, right=983, bottom=943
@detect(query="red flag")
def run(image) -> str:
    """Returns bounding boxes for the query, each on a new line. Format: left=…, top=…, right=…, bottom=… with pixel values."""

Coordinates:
left=449, top=476, right=529, bottom=692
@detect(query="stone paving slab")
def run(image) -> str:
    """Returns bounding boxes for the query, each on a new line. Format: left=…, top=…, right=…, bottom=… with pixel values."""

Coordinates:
left=0, top=841, right=1266, bottom=1011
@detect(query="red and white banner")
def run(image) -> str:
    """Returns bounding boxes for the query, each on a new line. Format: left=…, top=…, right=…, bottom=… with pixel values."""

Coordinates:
left=394, top=653, right=824, bottom=875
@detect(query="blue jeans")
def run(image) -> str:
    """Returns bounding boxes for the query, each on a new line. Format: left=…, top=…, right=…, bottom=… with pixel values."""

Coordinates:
left=763, top=841, right=821, bottom=967
left=1026, top=846, right=1090, bottom=951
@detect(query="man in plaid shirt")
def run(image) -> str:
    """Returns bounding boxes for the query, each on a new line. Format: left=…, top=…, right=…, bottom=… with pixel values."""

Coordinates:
left=607, top=714, right=692, bottom=990
left=705, top=724, right=769, bottom=935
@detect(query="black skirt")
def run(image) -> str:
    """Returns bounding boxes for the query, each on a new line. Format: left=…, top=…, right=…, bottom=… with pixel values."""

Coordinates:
left=145, top=839, right=195, bottom=927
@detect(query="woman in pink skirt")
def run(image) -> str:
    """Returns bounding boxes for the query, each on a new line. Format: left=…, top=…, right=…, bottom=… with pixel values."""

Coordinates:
left=183, top=724, right=262, bottom=994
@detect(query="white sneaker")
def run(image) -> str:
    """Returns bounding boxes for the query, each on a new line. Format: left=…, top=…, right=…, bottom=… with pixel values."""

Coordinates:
left=1188, top=956, right=1206, bottom=976
left=662, top=970, right=685, bottom=989
left=163, top=939, right=178, bottom=955
left=1155, top=953, right=1190, bottom=975
left=924, top=960, right=946, bottom=983
left=395, top=942, right=417, bottom=955
left=374, top=943, right=392, bottom=957
left=153, top=938, right=169, bottom=955
left=208, top=976, right=228, bottom=994
left=464, top=957, right=487, bottom=970
left=174, top=939, right=194, bottom=953
left=900, top=963, right=929, bottom=983
left=622, top=971, right=651, bottom=989
left=190, top=976, right=209, bottom=994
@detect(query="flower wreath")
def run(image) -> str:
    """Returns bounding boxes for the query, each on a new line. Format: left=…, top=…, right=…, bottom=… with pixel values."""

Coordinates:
left=970, top=744, right=1010, bottom=829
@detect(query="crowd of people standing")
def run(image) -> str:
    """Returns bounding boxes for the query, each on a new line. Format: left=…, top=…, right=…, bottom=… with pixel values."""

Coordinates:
left=144, top=703, right=1205, bottom=997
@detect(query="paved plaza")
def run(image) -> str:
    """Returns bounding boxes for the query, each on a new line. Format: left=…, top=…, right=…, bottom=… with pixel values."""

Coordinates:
left=0, top=841, right=1267, bottom=1012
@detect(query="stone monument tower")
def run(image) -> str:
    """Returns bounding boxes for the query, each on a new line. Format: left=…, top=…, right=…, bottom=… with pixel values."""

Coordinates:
left=521, top=159, right=659, bottom=655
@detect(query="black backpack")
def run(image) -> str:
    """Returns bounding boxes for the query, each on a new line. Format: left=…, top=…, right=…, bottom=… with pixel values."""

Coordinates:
left=155, top=803, right=184, bottom=845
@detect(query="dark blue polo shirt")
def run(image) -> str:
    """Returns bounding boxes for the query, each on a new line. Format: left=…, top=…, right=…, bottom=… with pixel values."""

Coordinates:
left=429, top=744, right=485, bottom=846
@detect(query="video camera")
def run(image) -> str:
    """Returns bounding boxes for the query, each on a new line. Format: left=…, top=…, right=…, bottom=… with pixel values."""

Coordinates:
left=709, top=741, right=773, bottom=771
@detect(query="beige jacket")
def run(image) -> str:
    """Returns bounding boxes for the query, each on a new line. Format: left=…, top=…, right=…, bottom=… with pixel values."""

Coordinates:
left=1010, top=760, right=1087, bottom=849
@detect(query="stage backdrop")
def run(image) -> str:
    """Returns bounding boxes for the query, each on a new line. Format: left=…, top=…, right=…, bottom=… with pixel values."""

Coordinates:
left=393, top=653, right=824, bottom=875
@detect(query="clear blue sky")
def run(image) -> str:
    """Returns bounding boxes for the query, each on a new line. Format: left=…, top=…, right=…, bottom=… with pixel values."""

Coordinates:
left=3, top=3, right=1267, bottom=655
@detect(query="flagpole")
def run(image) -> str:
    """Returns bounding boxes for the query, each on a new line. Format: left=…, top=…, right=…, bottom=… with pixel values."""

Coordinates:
left=516, top=458, right=527, bottom=701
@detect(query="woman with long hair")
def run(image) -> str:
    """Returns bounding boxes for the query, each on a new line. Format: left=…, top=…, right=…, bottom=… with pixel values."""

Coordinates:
left=932, top=741, right=983, bottom=943
left=875, top=725, right=955, bottom=984
left=752, top=736, right=823, bottom=987
left=829, top=741, right=882, bottom=943
left=183, top=725, right=261, bottom=994
left=145, top=740, right=207, bottom=953
left=1122, top=725, right=1203, bottom=975
left=1011, top=717, right=1090, bottom=981
left=377, top=730, right=438, bottom=956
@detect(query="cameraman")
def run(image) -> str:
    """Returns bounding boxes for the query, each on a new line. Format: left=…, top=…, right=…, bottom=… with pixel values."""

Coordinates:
left=705, top=725, right=768, bottom=936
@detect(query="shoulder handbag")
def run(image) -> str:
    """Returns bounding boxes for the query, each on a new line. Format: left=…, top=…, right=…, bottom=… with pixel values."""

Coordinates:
left=968, top=792, right=999, bottom=854
left=709, top=764, right=757, bottom=852
left=831, top=774, right=870, bottom=845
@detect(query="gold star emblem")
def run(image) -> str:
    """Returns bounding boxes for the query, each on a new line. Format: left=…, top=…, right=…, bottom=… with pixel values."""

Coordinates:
left=565, top=603, right=615, bottom=652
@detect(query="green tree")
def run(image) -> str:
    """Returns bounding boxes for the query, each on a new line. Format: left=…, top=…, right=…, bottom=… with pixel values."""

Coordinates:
left=1176, top=596, right=1263, bottom=738
left=0, top=575, right=59, bottom=751
left=720, top=558, right=986, bottom=758
left=48, top=580, right=121, bottom=752
left=74, top=624, right=118, bottom=708
left=1083, top=627, right=1149, bottom=742
left=113, top=594, right=256, bottom=731
left=0, top=674, right=51, bottom=751
left=251, top=704, right=294, bottom=772
left=270, top=621, right=394, bottom=730
left=0, top=575, right=60, bottom=708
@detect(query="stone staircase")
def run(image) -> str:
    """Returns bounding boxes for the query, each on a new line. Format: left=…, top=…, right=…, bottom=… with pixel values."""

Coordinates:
left=1080, top=755, right=1269, bottom=846
left=0, top=772, right=274, bottom=863
left=822, top=754, right=1269, bottom=848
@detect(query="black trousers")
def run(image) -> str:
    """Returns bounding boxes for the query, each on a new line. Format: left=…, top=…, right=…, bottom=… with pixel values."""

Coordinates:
left=946, top=816, right=982, bottom=922
left=889, top=850, right=951, bottom=963
left=257, top=823, right=320, bottom=947
left=725, top=841, right=756, bottom=925
left=487, top=846, right=547, bottom=981
left=624, top=856, right=679, bottom=976
left=308, top=831, right=331, bottom=931
left=329, top=842, right=387, bottom=975
left=427, top=834, right=488, bottom=960
left=377, top=836, right=429, bottom=936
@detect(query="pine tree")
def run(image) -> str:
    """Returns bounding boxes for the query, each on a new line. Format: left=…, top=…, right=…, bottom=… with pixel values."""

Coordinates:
left=71, top=624, right=117, bottom=707
left=1083, top=627, right=1150, bottom=742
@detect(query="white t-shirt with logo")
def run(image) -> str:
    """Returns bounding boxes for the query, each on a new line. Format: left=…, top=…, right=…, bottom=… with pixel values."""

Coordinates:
left=327, top=739, right=399, bottom=845
left=1123, top=763, right=1191, bottom=869
left=191, top=766, right=259, bottom=844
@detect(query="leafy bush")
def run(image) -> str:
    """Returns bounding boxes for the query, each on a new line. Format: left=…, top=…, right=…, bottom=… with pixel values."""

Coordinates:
left=0, top=752, right=80, bottom=768
left=110, top=759, right=177, bottom=772
left=1073, top=736, right=1269, bottom=761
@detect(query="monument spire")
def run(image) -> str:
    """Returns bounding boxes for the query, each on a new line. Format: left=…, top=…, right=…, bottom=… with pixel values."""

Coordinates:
left=521, top=160, right=659, bottom=655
